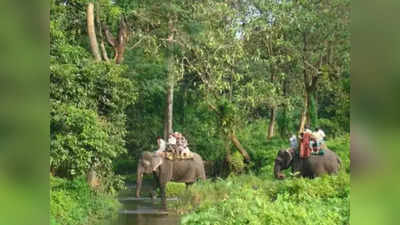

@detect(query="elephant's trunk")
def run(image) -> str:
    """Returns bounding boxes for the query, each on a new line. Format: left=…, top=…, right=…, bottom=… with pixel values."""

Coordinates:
left=274, top=162, right=284, bottom=179
left=136, top=166, right=143, bottom=198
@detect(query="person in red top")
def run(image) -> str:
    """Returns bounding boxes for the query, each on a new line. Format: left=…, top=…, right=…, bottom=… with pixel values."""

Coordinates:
left=299, top=131, right=312, bottom=158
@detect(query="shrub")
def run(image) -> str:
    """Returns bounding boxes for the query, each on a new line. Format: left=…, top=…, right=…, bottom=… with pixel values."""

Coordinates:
left=50, top=175, right=120, bottom=225
left=113, top=157, right=137, bottom=175
left=230, top=151, right=245, bottom=175
left=177, top=173, right=349, bottom=225
left=166, top=182, right=187, bottom=198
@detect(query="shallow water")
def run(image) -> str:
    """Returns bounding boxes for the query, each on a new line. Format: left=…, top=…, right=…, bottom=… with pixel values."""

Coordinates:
left=113, top=182, right=180, bottom=225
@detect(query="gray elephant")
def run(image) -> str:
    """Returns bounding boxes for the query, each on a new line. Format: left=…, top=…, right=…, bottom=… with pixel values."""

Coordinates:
left=136, top=151, right=206, bottom=209
left=274, top=148, right=341, bottom=179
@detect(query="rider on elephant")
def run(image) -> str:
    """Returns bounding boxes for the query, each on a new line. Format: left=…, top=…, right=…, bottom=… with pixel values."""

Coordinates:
left=157, top=132, right=193, bottom=159
left=156, top=137, right=166, bottom=154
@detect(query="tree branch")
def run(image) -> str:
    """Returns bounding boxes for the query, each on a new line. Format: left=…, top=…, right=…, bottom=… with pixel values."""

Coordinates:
left=127, top=36, right=147, bottom=50
left=304, top=60, right=322, bottom=75
left=102, top=23, right=116, bottom=48
left=230, top=133, right=251, bottom=162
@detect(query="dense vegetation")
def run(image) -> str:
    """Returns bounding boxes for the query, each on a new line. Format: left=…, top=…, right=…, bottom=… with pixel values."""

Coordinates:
left=166, top=136, right=350, bottom=225
left=50, top=176, right=120, bottom=225
left=161, top=136, right=350, bottom=225
left=50, top=0, right=350, bottom=224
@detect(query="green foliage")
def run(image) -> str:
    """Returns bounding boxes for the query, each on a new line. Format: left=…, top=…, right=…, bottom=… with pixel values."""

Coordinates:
left=50, top=0, right=350, bottom=223
left=230, top=151, right=245, bottom=175
left=318, top=118, right=345, bottom=138
left=236, top=120, right=287, bottom=173
left=50, top=0, right=137, bottom=187
left=166, top=182, right=187, bottom=198
left=51, top=103, right=121, bottom=176
left=176, top=173, right=349, bottom=225
left=113, top=157, right=137, bottom=175
left=174, top=137, right=350, bottom=225
left=50, top=176, right=120, bottom=225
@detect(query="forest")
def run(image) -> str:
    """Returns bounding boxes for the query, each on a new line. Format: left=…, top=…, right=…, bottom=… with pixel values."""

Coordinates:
left=50, top=0, right=350, bottom=224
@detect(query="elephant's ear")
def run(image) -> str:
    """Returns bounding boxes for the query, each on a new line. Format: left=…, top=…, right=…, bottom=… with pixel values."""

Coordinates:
left=283, top=150, right=293, bottom=166
left=152, top=156, right=163, bottom=171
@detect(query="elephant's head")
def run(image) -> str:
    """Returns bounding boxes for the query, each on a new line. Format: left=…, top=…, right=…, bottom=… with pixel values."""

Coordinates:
left=274, top=149, right=294, bottom=180
left=136, top=151, right=163, bottom=198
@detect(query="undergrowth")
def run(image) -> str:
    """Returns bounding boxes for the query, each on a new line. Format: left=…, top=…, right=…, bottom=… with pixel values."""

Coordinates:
left=171, top=136, right=350, bottom=225
left=50, top=176, right=121, bottom=225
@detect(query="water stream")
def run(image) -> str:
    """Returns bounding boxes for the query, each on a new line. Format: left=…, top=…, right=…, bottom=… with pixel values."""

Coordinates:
left=113, top=182, right=181, bottom=225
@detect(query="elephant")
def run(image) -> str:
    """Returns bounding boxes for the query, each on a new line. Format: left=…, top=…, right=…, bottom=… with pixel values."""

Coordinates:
left=274, top=148, right=341, bottom=179
left=135, top=151, right=206, bottom=209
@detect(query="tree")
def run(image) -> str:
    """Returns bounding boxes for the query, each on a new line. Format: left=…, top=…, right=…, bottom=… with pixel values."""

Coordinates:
left=250, top=0, right=350, bottom=133
left=87, top=2, right=101, bottom=61
left=50, top=0, right=137, bottom=189
left=184, top=1, right=252, bottom=163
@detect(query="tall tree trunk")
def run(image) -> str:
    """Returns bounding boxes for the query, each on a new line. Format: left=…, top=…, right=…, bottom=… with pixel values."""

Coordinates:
left=182, top=81, right=187, bottom=126
left=99, top=41, right=109, bottom=62
left=165, top=78, right=174, bottom=136
left=163, top=105, right=169, bottom=141
left=230, top=133, right=251, bottom=162
left=267, top=107, right=276, bottom=139
left=267, top=72, right=276, bottom=139
left=164, top=18, right=175, bottom=138
left=87, top=2, right=101, bottom=61
left=95, top=3, right=109, bottom=62
left=299, top=90, right=309, bottom=133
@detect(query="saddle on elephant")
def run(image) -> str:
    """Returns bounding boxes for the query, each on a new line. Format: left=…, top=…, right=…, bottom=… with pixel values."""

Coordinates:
left=160, top=150, right=195, bottom=160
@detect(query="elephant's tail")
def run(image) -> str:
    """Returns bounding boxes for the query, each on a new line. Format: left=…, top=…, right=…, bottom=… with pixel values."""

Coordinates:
left=200, top=166, right=206, bottom=180
left=198, top=162, right=206, bottom=180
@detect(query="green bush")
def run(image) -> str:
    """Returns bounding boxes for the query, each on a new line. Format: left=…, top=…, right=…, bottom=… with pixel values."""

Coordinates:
left=50, top=176, right=120, bottom=225
left=176, top=173, right=349, bottom=225
left=113, top=157, right=137, bottom=175
left=318, top=118, right=344, bottom=138
left=166, top=182, right=187, bottom=198
left=230, top=151, right=245, bottom=175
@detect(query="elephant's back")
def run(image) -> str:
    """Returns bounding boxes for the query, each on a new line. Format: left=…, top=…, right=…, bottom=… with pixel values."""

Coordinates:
left=171, top=152, right=205, bottom=182
left=307, top=148, right=341, bottom=175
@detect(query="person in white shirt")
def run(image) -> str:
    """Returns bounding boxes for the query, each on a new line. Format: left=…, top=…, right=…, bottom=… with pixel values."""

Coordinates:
left=311, top=128, right=326, bottom=153
left=289, top=134, right=298, bottom=149
left=167, top=133, right=177, bottom=153
left=168, top=134, right=177, bottom=145
left=155, top=137, right=166, bottom=156
left=157, top=137, right=166, bottom=151
left=312, top=128, right=325, bottom=142
left=317, top=128, right=326, bottom=140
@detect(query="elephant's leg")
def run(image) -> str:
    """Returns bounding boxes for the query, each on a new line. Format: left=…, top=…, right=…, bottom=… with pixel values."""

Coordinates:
left=151, top=173, right=160, bottom=199
left=185, top=182, right=194, bottom=190
left=160, top=183, right=167, bottom=210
